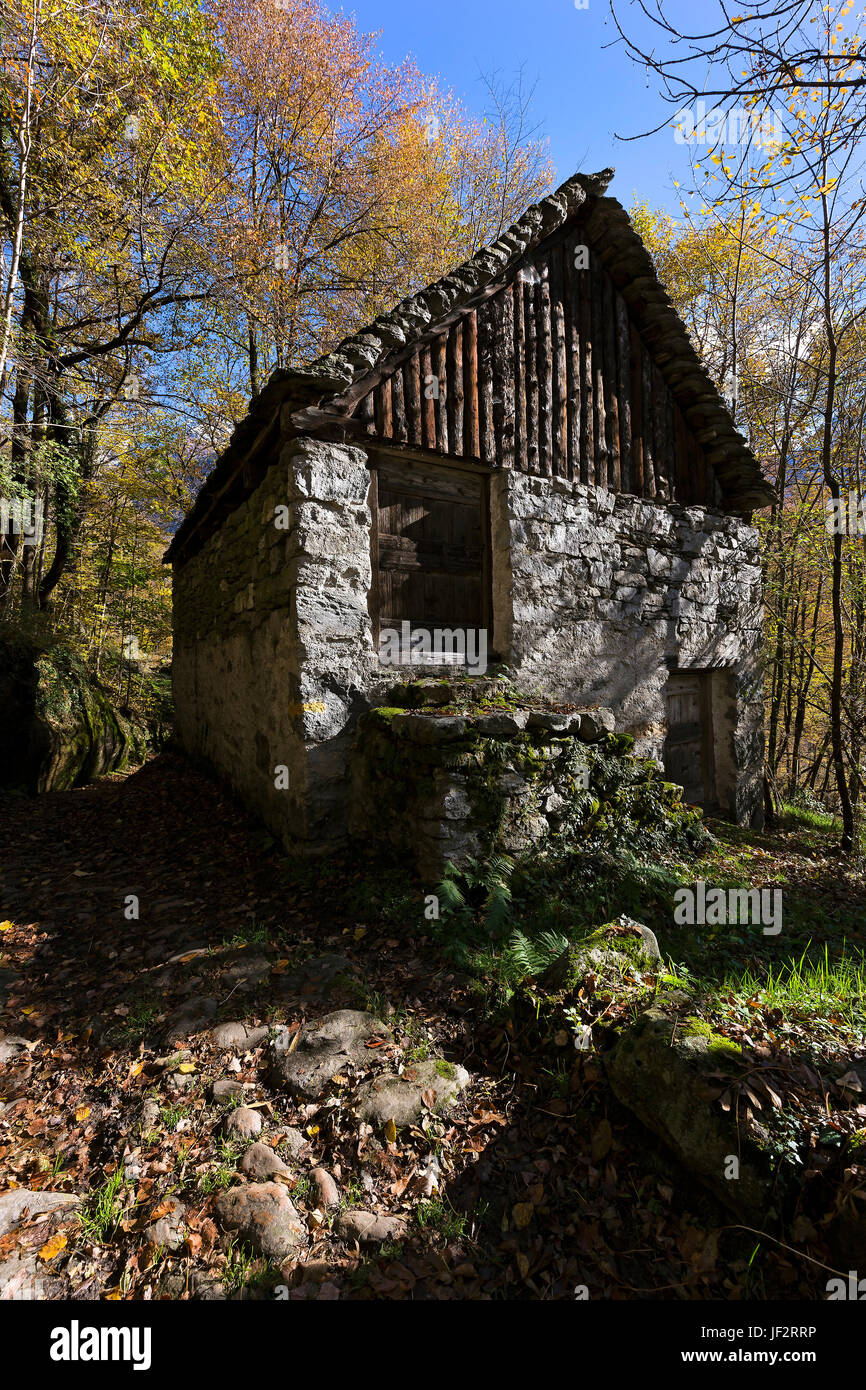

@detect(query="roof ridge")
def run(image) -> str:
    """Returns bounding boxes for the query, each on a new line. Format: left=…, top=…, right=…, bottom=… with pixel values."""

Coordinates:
left=283, top=167, right=616, bottom=397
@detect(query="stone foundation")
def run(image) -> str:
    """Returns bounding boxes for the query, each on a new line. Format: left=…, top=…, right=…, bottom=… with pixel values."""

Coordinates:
left=348, top=695, right=704, bottom=880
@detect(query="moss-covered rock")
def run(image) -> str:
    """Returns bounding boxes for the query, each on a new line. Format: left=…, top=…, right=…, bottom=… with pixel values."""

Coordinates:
left=539, top=917, right=661, bottom=991
left=605, top=1002, right=778, bottom=1225
left=0, top=634, right=143, bottom=791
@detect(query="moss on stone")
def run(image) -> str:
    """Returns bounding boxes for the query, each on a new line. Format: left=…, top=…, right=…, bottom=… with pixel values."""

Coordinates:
left=680, top=1016, right=742, bottom=1057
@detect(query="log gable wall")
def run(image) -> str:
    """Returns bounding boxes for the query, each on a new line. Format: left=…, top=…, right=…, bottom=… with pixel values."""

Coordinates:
left=353, top=224, right=723, bottom=509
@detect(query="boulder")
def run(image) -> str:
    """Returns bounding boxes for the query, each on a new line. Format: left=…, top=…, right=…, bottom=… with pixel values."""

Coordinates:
left=355, top=1059, right=470, bottom=1128
left=605, top=1006, right=776, bottom=1224
left=0, top=635, right=143, bottom=792
left=215, top=1183, right=306, bottom=1262
left=336, top=1210, right=406, bottom=1244
left=0, top=1188, right=80, bottom=1237
left=540, top=918, right=661, bottom=991
left=270, top=1010, right=392, bottom=1100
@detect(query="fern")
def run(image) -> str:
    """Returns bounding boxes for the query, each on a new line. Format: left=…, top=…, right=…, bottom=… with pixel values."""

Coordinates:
left=481, top=854, right=514, bottom=937
left=435, top=854, right=515, bottom=938
left=506, top=928, right=570, bottom=978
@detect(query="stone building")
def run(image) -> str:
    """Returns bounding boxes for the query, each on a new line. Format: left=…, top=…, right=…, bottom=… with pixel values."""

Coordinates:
left=165, top=168, right=773, bottom=854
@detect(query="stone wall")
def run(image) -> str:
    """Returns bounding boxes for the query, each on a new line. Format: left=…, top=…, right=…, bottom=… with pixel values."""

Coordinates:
left=349, top=700, right=707, bottom=880
left=172, top=436, right=765, bottom=851
left=172, top=436, right=377, bottom=848
left=495, top=472, right=765, bottom=826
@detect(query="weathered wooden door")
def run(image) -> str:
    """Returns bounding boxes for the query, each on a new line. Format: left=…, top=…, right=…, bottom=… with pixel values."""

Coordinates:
left=371, top=457, right=487, bottom=638
left=664, top=671, right=716, bottom=806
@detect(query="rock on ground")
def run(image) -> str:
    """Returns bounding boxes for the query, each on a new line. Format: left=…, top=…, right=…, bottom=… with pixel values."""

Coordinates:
left=215, top=1183, right=306, bottom=1262
left=142, top=1197, right=186, bottom=1251
left=310, top=1168, right=339, bottom=1208
left=355, top=1059, right=470, bottom=1128
left=161, top=997, right=218, bottom=1045
left=0, top=1249, right=62, bottom=1300
left=270, top=1010, right=392, bottom=1100
left=0, top=1035, right=33, bottom=1065
left=212, top=1078, right=247, bottom=1102
left=240, top=1142, right=291, bottom=1180
left=605, top=1004, right=774, bottom=1224
left=210, top=1022, right=270, bottom=1050
left=0, top=1188, right=80, bottom=1237
left=278, top=954, right=361, bottom=996
left=336, top=1210, right=406, bottom=1244
left=540, top=918, right=661, bottom=991
left=224, top=1106, right=262, bottom=1140
left=278, top=1127, right=308, bottom=1161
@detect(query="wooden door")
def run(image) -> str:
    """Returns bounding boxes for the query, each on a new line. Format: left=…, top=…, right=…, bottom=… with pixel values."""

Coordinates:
left=664, top=671, right=716, bottom=806
left=372, top=458, right=487, bottom=638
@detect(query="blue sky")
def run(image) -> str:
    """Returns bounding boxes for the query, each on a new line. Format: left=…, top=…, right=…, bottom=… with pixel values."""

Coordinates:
left=343, top=0, right=708, bottom=216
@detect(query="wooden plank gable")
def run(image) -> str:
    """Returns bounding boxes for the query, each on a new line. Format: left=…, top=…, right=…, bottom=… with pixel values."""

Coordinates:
left=352, top=224, right=723, bottom=510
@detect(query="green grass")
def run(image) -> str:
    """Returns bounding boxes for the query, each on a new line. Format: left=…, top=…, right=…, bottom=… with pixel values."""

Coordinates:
left=111, top=998, right=159, bottom=1043
left=223, top=919, right=271, bottom=948
left=783, top=802, right=840, bottom=836
left=78, top=1169, right=128, bottom=1245
left=417, top=799, right=866, bottom=1057
left=415, top=1198, right=467, bottom=1240
left=721, top=942, right=866, bottom=1023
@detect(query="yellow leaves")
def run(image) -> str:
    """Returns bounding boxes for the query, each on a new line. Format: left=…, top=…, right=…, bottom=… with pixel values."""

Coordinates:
left=38, top=1233, right=67, bottom=1262
left=384, top=1118, right=397, bottom=1144
left=177, top=1063, right=196, bottom=1074
left=0, top=921, right=13, bottom=932
left=74, top=1106, right=91, bottom=1123
left=512, top=1202, right=534, bottom=1230
left=129, top=1062, right=144, bottom=1078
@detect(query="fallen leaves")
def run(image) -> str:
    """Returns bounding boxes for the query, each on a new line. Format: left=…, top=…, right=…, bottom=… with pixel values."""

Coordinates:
left=38, top=1233, right=67, bottom=1262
